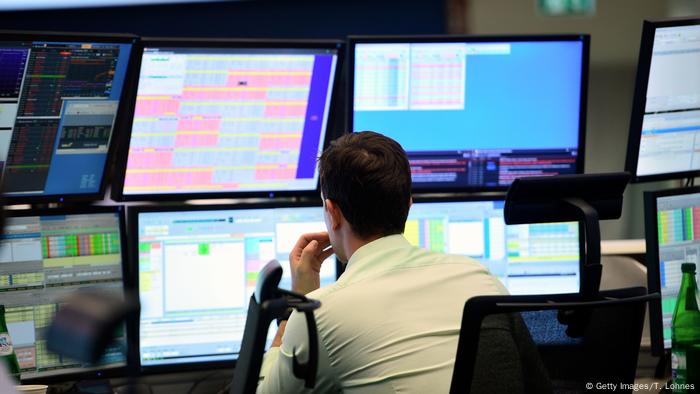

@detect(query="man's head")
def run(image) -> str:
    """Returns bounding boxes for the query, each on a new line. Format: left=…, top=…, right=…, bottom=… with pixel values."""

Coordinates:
left=319, top=131, right=412, bottom=262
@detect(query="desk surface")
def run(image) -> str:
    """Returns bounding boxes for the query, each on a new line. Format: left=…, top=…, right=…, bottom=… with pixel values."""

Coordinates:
left=601, top=239, right=646, bottom=255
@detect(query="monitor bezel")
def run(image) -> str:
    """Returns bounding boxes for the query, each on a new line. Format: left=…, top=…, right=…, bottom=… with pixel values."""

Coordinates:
left=127, top=199, right=343, bottom=375
left=643, top=185, right=700, bottom=356
left=0, top=30, right=139, bottom=204
left=346, top=34, right=590, bottom=193
left=112, top=37, right=345, bottom=202
left=625, top=18, right=700, bottom=183
left=2, top=205, right=129, bottom=384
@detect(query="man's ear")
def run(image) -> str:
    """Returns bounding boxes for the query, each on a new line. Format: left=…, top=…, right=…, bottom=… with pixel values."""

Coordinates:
left=324, top=199, right=343, bottom=231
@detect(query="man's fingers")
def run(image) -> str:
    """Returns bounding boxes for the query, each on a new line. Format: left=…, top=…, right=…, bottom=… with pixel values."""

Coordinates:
left=301, top=232, right=330, bottom=244
left=317, top=246, right=335, bottom=262
left=300, top=239, right=319, bottom=259
left=292, top=232, right=329, bottom=253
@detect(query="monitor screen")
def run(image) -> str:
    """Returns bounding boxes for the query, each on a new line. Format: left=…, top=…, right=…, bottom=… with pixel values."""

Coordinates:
left=134, top=204, right=338, bottom=368
left=645, top=188, right=700, bottom=353
left=0, top=34, right=133, bottom=199
left=350, top=36, right=587, bottom=191
left=0, top=208, right=126, bottom=380
left=119, top=42, right=339, bottom=199
left=407, top=200, right=580, bottom=295
left=627, top=19, right=700, bottom=181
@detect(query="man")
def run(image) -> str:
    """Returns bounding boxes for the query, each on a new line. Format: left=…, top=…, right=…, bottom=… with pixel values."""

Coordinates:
left=257, top=131, right=508, bottom=393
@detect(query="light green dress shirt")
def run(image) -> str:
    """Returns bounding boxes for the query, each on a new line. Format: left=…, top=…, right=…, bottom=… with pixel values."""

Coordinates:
left=257, top=234, right=508, bottom=393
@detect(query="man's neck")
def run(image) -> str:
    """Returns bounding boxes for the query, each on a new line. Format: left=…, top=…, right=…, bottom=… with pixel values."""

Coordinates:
left=344, top=232, right=385, bottom=262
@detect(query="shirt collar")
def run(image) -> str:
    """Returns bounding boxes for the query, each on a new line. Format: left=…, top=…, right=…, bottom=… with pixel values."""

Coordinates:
left=341, top=234, right=413, bottom=278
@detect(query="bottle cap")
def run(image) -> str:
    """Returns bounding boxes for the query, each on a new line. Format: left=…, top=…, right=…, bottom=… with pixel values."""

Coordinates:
left=682, top=263, right=697, bottom=273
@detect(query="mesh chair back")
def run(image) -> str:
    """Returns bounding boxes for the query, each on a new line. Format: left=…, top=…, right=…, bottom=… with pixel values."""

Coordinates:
left=450, top=287, right=659, bottom=394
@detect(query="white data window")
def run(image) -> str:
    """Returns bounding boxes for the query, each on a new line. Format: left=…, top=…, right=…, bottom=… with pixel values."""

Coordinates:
left=448, top=221, right=485, bottom=257
left=163, top=241, right=246, bottom=311
left=275, top=221, right=326, bottom=254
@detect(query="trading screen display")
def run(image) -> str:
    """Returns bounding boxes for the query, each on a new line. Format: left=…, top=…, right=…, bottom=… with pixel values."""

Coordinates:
left=407, top=201, right=580, bottom=295
left=0, top=211, right=126, bottom=379
left=0, top=39, right=132, bottom=197
left=137, top=201, right=579, bottom=367
left=136, top=206, right=337, bottom=366
left=651, top=192, right=700, bottom=349
left=634, top=24, right=700, bottom=178
left=122, top=46, right=338, bottom=196
left=352, top=40, right=584, bottom=189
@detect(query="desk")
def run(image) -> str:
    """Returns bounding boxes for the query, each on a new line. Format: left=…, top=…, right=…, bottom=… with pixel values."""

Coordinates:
left=601, top=239, right=646, bottom=256
left=602, top=239, right=647, bottom=265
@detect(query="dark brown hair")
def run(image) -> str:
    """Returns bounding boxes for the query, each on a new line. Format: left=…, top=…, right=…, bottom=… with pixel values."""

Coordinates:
left=319, top=131, right=412, bottom=239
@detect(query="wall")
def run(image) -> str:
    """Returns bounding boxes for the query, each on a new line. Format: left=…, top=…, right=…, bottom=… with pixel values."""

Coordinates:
left=0, top=0, right=446, bottom=38
left=466, top=0, right=700, bottom=239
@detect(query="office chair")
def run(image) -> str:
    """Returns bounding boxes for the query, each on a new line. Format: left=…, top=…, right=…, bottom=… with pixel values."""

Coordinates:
left=230, top=260, right=322, bottom=394
left=504, top=172, right=630, bottom=300
left=450, top=287, right=659, bottom=394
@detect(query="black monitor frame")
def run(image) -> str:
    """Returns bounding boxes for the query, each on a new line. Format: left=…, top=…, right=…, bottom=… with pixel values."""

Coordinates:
left=127, top=200, right=342, bottom=375
left=112, top=37, right=344, bottom=202
left=625, top=18, right=700, bottom=183
left=347, top=34, right=590, bottom=193
left=2, top=205, right=129, bottom=384
left=0, top=30, right=139, bottom=204
left=643, top=185, right=700, bottom=356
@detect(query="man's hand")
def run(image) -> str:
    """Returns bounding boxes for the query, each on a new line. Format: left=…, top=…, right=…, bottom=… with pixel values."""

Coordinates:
left=290, top=232, right=334, bottom=295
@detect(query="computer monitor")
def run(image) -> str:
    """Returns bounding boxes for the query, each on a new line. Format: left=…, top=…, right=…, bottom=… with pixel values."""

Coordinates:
left=626, top=18, right=700, bottom=182
left=408, top=199, right=581, bottom=295
left=130, top=203, right=339, bottom=371
left=644, top=186, right=700, bottom=355
left=114, top=38, right=342, bottom=201
left=0, top=206, right=127, bottom=382
left=348, top=35, right=588, bottom=191
left=0, top=31, right=135, bottom=201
